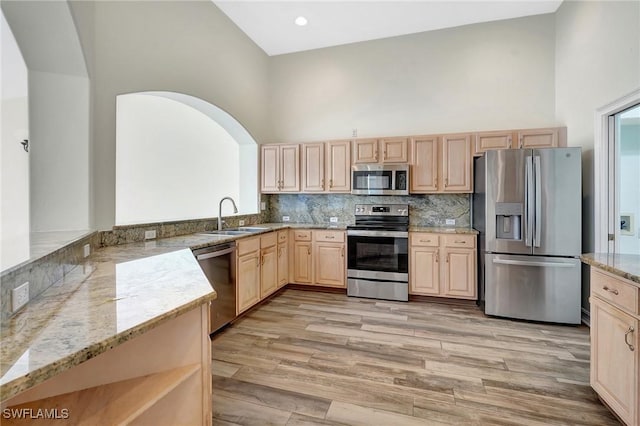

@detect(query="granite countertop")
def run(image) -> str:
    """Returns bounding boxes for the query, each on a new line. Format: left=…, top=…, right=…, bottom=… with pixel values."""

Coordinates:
left=580, top=253, right=640, bottom=286
left=0, top=222, right=346, bottom=402
left=409, top=226, right=479, bottom=234
left=0, top=245, right=216, bottom=402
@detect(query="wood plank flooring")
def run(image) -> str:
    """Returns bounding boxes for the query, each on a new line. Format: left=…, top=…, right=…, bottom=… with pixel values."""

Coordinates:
left=211, top=289, right=620, bottom=425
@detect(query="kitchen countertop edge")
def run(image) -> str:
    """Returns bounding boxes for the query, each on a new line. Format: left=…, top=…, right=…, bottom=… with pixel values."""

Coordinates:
left=580, top=253, right=640, bottom=285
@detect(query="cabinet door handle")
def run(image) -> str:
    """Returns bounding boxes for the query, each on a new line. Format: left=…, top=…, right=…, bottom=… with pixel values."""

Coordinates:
left=446, top=253, right=450, bottom=263
left=508, top=136, right=512, bottom=149
left=444, top=178, right=448, bottom=187
left=454, top=240, right=467, bottom=244
left=326, top=235, right=335, bottom=239
left=329, top=179, right=333, bottom=188
left=435, top=251, right=439, bottom=263
left=420, top=239, right=431, bottom=243
left=341, top=247, right=344, bottom=257
left=321, top=179, right=324, bottom=188
left=307, top=247, right=311, bottom=255
left=625, top=326, right=635, bottom=351
left=602, top=286, right=619, bottom=295
left=434, top=177, right=438, bottom=188
left=519, top=136, right=523, bottom=149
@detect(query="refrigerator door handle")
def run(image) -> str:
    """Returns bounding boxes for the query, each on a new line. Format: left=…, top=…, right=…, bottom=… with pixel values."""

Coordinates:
left=524, top=156, right=534, bottom=247
left=534, top=156, right=542, bottom=247
left=492, top=258, right=576, bottom=268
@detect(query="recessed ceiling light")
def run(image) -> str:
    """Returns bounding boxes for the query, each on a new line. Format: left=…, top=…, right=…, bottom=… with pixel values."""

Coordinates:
left=294, top=16, right=308, bottom=26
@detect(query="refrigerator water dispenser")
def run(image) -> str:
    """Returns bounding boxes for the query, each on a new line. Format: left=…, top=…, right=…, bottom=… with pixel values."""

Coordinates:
left=495, top=203, right=522, bottom=240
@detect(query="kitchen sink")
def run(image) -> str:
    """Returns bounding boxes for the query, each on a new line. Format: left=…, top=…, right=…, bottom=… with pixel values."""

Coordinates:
left=199, top=226, right=270, bottom=236
left=200, top=230, right=252, bottom=236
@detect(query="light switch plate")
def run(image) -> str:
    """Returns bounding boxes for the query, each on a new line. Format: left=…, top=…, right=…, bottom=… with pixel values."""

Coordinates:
left=330, top=217, right=338, bottom=223
left=283, top=216, right=290, bottom=222
left=260, top=202, right=266, bottom=211
left=239, top=220, right=245, bottom=226
left=445, top=219, right=455, bottom=226
left=83, top=244, right=91, bottom=258
left=145, top=230, right=157, bottom=240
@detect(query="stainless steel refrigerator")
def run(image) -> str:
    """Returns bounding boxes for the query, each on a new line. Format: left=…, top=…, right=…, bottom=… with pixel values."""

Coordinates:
left=473, top=148, right=582, bottom=324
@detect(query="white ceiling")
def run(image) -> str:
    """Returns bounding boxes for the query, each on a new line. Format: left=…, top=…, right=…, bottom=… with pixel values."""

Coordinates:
left=214, top=1, right=563, bottom=56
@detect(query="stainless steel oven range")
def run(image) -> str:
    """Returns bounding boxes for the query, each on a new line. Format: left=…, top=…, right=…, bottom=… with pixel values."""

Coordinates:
left=347, top=204, right=409, bottom=301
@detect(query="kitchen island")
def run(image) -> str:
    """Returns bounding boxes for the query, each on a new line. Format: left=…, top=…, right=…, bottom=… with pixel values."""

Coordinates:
left=0, top=243, right=217, bottom=424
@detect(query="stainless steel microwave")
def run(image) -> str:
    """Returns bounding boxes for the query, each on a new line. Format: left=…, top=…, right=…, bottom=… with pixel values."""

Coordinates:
left=351, top=164, right=409, bottom=195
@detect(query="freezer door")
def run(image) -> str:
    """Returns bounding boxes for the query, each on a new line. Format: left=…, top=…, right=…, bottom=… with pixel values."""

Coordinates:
left=532, top=148, right=582, bottom=256
left=485, top=253, right=581, bottom=324
left=484, top=150, right=532, bottom=255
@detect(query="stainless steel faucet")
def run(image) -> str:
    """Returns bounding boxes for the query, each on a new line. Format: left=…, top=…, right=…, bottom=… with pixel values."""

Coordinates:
left=218, top=197, right=238, bottom=230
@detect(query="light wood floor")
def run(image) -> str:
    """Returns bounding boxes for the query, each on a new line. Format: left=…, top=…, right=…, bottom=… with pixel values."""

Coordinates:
left=211, top=289, right=620, bottom=425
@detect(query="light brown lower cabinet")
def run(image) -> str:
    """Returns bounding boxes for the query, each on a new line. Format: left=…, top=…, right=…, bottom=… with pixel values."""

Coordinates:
left=1, top=305, right=212, bottom=425
left=236, top=236, right=261, bottom=314
left=409, top=232, right=476, bottom=300
left=590, top=269, right=639, bottom=426
left=290, top=229, right=346, bottom=288
left=277, top=231, right=289, bottom=288
left=260, top=233, right=278, bottom=298
left=292, top=230, right=313, bottom=284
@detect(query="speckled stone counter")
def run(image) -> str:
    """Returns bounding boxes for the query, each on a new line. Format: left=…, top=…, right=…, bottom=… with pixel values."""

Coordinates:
left=409, top=226, right=479, bottom=234
left=0, top=223, right=345, bottom=402
left=581, top=253, right=640, bottom=286
left=0, top=244, right=216, bottom=402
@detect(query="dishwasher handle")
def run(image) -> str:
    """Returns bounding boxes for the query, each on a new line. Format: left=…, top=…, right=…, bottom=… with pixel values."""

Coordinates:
left=194, top=245, right=236, bottom=260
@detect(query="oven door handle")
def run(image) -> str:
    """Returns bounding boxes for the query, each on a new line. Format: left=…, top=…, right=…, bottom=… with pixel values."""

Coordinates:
left=347, top=230, right=408, bottom=238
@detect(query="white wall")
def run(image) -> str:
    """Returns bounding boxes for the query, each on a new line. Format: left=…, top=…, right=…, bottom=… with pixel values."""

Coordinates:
left=116, top=93, right=247, bottom=225
left=29, top=71, right=90, bottom=232
left=1, top=0, right=91, bottom=235
left=555, top=0, right=640, bottom=252
left=1, top=10, right=29, bottom=270
left=268, top=14, right=557, bottom=143
left=91, top=0, right=270, bottom=230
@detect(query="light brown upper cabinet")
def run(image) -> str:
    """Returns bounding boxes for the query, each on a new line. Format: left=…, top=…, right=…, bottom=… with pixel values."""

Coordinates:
left=301, top=143, right=324, bottom=192
left=353, top=137, right=409, bottom=164
left=473, top=127, right=567, bottom=156
left=410, top=133, right=473, bottom=193
left=474, top=131, right=515, bottom=155
left=325, top=140, right=351, bottom=192
left=261, top=144, right=300, bottom=193
left=301, top=140, right=351, bottom=193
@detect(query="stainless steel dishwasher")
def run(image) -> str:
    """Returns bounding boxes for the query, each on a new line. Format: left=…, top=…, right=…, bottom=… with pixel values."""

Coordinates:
left=193, top=242, right=236, bottom=334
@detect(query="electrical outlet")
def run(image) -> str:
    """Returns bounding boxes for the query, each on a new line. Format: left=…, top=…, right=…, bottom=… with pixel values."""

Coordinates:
left=239, top=220, right=245, bottom=226
left=445, top=219, right=455, bottom=226
left=145, top=230, right=157, bottom=240
left=12, top=282, right=29, bottom=312
left=330, top=217, right=338, bottom=223
left=352, top=128, right=358, bottom=137
left=283, top=216, right=290, bottom=222
left=260, top=202, right=266, bottom=211
left=83, top=244, right=91, bottom=258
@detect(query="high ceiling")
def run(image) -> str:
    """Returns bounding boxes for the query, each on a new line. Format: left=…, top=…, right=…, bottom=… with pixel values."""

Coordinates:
left=214, top=1, right=563, bottom=56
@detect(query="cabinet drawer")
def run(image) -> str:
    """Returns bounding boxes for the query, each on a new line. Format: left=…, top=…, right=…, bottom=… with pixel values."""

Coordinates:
left=442, top=234, right=476, bottom=249
left=411, top=233, right=439, bottom=247
left=277, top=230, right=288, bottom=243
left=293, top=230, right=312, bottom=241
left=591, top=269, right=639, bottom=315
left=237, top=236, right=260, bottom=255
left=261, top=231, right=277, bottom=248
left=314, top=230, right=345, bottom=243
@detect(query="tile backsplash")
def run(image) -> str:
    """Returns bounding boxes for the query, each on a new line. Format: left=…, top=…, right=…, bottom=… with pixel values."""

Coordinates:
left=268, top=194, right=471, bottom=227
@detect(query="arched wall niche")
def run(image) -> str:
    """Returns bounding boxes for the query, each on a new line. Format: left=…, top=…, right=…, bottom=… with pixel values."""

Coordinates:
left=115, top=91, right=259, bottom=226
